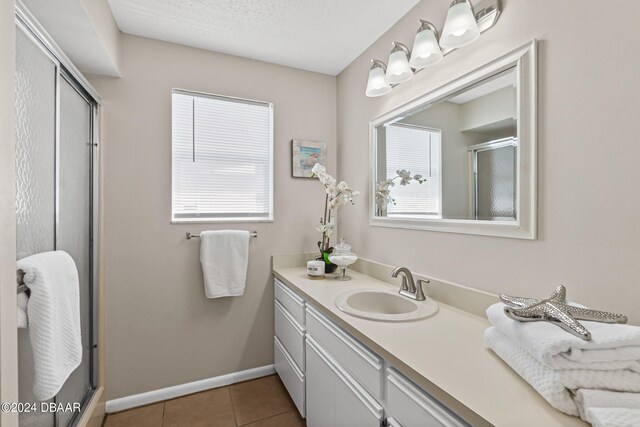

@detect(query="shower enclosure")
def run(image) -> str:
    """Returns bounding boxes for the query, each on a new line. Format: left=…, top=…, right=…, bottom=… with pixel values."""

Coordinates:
left=469, top=138, right=518, bottom=221
left=15, top=4, right=100, bottom=426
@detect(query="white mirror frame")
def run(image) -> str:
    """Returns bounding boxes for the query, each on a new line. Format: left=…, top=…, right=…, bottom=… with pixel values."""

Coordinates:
left=369, top=40, right=537, bottom=239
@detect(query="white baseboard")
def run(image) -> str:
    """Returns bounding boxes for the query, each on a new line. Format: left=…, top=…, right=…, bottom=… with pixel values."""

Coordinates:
left=105, top=364, right=275, bottom=413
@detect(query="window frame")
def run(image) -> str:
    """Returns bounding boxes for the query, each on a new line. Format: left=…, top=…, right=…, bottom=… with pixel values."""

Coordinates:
left=170, top=88, right=274, bottom=224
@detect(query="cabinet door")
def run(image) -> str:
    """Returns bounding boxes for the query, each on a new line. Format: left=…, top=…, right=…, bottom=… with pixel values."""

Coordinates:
left=306, top=337, right=384, bottom=427
left=274, top=279, right=306, bottom=325
left=274, top=337, right=305, bottom=417
left=306, top=338, right=334, bottom=427
left=275, top=301, right=305, bottom=370
left=306, top=305, right=383, bottom=400
left=386, top=368, right=467, bottom=427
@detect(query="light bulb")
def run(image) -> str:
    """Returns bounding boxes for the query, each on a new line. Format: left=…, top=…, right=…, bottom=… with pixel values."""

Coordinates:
left=365, top=61, right=391, bottom=97
left=386, top=43, right=413, bottom=85
left=409, top=21, right=443, bottom=70
left=440, top=0, right=480, bottom=50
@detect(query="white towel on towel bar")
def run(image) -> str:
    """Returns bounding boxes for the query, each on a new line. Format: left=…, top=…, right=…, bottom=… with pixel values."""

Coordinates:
left=200, top=230, right=250, bottom=298
left=487, top=303, right=640, bottom=372
left=483, top=327, right=640, bottom=416
left=17, top=251, right=82, bottom=401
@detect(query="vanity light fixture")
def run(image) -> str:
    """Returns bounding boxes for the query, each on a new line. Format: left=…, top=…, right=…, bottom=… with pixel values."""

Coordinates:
left=386, top=42, right=414, bottom=85
left=440, top=0, right=480, bottom=49
left=364, top=0, right=501, bottom=98
left=409, top=20, right=443, bottom=70
left=365, top=60, right=392, bottom=97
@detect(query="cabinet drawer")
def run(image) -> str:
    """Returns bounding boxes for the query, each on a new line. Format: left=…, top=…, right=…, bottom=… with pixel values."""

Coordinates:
left=306, top=336, right=384, bottom=427
left=386, top=368, right=467, bottom=427
left=275, top=279, right=305, bottom=326
left=275, top=301, right=305, bottom=370
left=306, top=305, right=383, bottom=400
left=274, top=337, right=305, bottom=417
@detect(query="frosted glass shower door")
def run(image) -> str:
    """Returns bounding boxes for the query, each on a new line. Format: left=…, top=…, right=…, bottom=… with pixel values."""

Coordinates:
left=15, top=17, right=98, bottom=427
left=475, top=143, right=517, bottom=221
left=55, top=77, right=94, bottom=426
left=16, top=24, right=57, bottom=427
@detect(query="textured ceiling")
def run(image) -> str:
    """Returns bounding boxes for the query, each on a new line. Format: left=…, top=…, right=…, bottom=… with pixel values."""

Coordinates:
left=106, top=0, right=422, bottom=75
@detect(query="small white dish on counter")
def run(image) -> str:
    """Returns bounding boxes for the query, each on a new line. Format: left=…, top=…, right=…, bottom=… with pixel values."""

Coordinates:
left=335, top=289, right=438, bottom=322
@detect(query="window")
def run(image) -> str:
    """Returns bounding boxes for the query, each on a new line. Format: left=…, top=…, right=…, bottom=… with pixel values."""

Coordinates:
left=171, top=90, right=273, bottom=222
left=385, top=123, right=441, bottom=217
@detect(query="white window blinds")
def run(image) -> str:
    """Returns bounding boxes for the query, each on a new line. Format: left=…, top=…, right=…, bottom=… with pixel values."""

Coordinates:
left=386, top=124, right=441, bottom=217
left=172, top=90, right=273, bottom=221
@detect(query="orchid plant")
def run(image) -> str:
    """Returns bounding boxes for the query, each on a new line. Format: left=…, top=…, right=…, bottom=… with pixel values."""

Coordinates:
left=375, top=169, right=426, bottom=215
left=311, top=163, right=359, bottom=257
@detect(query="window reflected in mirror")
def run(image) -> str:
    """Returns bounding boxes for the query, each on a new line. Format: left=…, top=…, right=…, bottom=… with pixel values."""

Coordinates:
left=374, top=66, right=517, bottom=222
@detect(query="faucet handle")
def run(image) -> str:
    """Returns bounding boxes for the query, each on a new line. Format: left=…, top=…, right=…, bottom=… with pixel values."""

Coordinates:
left=415, top=279, right=429, bottom=301
left=399, top=275, right=409, bottom=291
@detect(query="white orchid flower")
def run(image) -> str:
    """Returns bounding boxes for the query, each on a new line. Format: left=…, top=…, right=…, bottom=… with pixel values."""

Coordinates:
left=397, top=169, right=412, bottom=185
left=316, top=223, right=335, bottom=237
left=325, top=177, right=337, bottom=191
left=376, top=168, right=426, bottom=211
left=312, top=163, right=326, bottom=175
left=312, top=164, right=358, bottom=252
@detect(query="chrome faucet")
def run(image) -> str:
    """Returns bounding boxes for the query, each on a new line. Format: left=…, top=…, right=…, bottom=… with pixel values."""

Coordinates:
left=390, top=266, right=427, bottom=301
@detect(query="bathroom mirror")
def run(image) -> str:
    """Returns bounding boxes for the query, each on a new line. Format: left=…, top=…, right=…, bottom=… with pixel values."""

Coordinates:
left=370, top=41, right=536, bottom=239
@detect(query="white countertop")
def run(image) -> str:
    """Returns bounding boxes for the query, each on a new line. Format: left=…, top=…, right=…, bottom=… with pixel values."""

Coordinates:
left=273, top=266, right=587, bottom=427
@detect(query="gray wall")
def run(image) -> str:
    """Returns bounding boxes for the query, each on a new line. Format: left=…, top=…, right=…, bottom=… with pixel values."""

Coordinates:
left=87, top=34, right=337, bottom=400
left=459, top=86, right=516, bottom=133
left=0, top=0, right=18, bottom=424
left=337, top=0, right=640, bottom=323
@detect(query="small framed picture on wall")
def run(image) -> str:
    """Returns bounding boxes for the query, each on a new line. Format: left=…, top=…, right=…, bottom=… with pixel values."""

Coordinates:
left=291, top=139, right=327, bottom=178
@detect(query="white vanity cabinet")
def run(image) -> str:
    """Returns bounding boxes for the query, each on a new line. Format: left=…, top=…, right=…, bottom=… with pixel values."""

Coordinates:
left=306, top=305, right=384, bottom=400
left=273, top=278, right=468, bottom=427
left=386, top=368, right=466, bottom=427
left=306, top=336, right=385, bottom=427
left=273, top=279, right=306, bottom=416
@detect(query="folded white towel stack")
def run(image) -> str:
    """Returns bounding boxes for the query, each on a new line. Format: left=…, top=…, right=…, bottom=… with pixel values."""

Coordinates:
left=583, top=408, right=640, bottom=427
left=485, top=303, right=640, bottom=425
left=575, top=389, right=640, bottom=425
left=200, top=230, right=250, bottom=298
left=487, top=303, right=640, bottom=372
left=17, top=251, right=82, bottom=401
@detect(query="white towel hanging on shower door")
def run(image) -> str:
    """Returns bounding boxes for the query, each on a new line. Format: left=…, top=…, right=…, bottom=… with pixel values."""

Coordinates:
left=17, top=250, right=82, bottom=401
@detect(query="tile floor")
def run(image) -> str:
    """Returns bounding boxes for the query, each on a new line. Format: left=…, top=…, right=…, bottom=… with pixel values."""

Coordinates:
left=103, top=375, right=306, bottom=427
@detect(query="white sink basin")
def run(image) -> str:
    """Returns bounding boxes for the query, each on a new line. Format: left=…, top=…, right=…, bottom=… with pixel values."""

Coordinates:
left=335, top=289, right=438, bottom=322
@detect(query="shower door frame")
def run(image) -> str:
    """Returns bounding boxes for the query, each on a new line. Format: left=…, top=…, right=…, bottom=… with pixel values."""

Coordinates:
left=15, top=2, right=101, bottom=426
left=467, top=137, right=518, bottom=221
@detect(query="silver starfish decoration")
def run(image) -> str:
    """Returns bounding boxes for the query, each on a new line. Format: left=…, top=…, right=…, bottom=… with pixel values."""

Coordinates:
left=500, top=285, right=628, bottom=341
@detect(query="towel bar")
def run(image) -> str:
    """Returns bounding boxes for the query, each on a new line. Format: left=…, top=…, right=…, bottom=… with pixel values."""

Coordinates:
left=186, top=231, right=258, bottom=240
left=17, top=269, right=28, bottom=294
